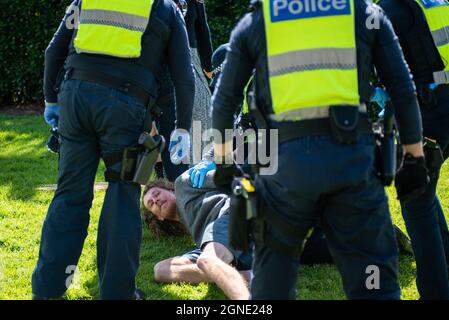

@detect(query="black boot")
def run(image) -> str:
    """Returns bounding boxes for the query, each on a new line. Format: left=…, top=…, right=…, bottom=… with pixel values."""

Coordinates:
left=394, top=225, right=414, bottom=256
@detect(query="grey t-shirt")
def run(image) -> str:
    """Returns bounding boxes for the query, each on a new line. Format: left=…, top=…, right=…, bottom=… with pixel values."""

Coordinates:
left=174, top=170, right=230, bottom=248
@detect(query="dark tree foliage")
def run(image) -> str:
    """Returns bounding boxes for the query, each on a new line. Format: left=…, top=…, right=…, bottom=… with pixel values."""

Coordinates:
left=0, top=0, right=248, bottom=105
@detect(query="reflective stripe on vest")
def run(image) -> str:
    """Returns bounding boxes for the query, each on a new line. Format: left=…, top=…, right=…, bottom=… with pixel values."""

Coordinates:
left=74, top=0, right=154, bottom=58
left=268, top=104, right=366, bottom=122
left=263, top=0, right=360, bottom=121
left=415, top=0, right=449, bottom=85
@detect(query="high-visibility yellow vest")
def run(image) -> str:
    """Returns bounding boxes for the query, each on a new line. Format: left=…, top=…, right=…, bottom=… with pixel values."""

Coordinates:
left=262, top=0, right=360, bottom=121
left=74, top=0, right=154, bottom=58
left=242, top=77, right=254, bottom=115
left=415, top=0, right=449, bottom=85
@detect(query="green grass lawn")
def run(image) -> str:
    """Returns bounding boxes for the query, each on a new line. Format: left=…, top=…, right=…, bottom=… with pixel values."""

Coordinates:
left=0, top=114, right=448, bottom=300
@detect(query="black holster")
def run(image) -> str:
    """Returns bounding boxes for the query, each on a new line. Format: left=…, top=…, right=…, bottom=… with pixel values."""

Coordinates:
left=133, top=133, right=165, bottom=185
left=376, top=112, right=397, bottom=186
left=104, top=134, right=165, bottom=185
left=229, top=191, right=250, bottom=252
left=424, top=137, right=444, bottom=170
left=377, top=131, right=397, bottom=186
left=228, top=178, right=258, bottom=252
left=329, top=105, right=360, bottom=144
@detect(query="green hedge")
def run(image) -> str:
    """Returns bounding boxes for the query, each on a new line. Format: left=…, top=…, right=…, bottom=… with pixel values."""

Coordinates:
left=208, top=0, right=248, bottom=49
left=0, top=0, right=248, bottom=106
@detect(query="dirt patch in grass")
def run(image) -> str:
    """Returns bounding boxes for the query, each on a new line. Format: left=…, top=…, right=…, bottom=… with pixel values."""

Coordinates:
left=0, top=104, right=42, bottom=116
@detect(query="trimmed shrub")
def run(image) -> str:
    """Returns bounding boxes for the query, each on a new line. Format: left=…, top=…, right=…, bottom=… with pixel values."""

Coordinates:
left=207, top=0, right=248, bottom=49
left=0, top=0, right=248, bottom=105
left=0, top=0, right=71, bottom=105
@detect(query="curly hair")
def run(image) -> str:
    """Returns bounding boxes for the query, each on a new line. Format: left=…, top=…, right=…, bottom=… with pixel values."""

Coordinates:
left=141, top=178, right=189, bottom=237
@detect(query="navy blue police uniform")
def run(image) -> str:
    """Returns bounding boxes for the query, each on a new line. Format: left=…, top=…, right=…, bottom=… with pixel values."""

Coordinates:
left=33, top=0, right=194, bottom=299
left=156, top=0, right=214, bottom=182
left=212, top=0, right=423, bottom=299
left=380, top=0, right=449, bottom=299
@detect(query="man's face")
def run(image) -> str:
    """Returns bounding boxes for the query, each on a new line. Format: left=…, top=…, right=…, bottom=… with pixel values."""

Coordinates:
left=143, top=187, right=178, bottom=221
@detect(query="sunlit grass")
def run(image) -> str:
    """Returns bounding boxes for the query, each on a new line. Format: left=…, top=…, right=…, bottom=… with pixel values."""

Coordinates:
left=0, top=115, right=448, bottom=300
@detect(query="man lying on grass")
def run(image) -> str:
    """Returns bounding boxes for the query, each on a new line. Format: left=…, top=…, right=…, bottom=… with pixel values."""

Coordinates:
left=141, top=164, right=382, bottom=299
left=142, top=172, right=252, bottom=300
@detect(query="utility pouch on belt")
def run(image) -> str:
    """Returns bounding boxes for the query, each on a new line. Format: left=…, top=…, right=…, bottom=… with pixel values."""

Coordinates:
left=424, top=137, right=444, bottom=170
left=132, top=133, right=165, bottom=185
left=229, top=178, right=257, bottom=252
left=329, top=105, right=359, bottom=144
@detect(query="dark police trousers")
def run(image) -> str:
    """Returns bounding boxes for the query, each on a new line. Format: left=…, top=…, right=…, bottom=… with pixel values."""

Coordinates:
left=252, top=134, right=400, bottom=300
left=32, top=79, right=145, bottom=299
left=155, top=72, right=188, bottom=182
left=401, top=95, right=449, bottom=300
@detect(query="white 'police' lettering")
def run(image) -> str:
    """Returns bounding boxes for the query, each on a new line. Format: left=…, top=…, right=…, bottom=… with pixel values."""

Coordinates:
left=419, top=0, right=448, bottom=9
left=271, top=0, right=351, bottom=22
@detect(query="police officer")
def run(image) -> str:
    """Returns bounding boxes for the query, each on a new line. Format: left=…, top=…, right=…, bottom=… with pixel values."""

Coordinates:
left=34, top=0, right=194, bottom=299
left=212, top=0, right=427, bottom=299
left=379, top=0, right=449, bottom=299
left=155, top=0, right=214, bottom=182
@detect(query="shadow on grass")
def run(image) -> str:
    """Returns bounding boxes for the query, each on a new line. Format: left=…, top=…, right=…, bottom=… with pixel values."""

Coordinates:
left=0, top=154, right=58, bottom=201
left=0, top=116, right=106, bottom=201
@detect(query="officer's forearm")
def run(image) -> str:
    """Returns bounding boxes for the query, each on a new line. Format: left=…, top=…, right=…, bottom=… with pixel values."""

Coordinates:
left=44, top=52, right=66, bottom=103
left=403, top=142, right=424, bottom=157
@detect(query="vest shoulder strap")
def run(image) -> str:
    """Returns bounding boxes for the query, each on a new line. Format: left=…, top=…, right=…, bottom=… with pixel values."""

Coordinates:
left=400, top=0, right=428, bottom=28
left=398, top=0, right=445, bottom=76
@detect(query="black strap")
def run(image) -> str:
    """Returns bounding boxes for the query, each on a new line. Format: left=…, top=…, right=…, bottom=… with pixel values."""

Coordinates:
left=435, top=84, right=449, bottom=98
left=103, top=149, right=140, bottom=182
left=252, top=214, right=309, bottom=258
left=400, top=0, right=445, bottom=73
left=276, top=113, right=372, bottom=145
left=68, top=69, right=152, bottom=107
left=103, top=152, right=123, bottom=182
left=259, top=206, right=309, bottom=238
left=401, top=0, right=428, bottom=28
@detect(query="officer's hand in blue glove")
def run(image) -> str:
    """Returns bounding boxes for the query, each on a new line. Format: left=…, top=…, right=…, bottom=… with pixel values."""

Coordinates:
left=188, top=160, right=217, bottom=188
left=169, top=128, right=191, bottom=165
left=44, top=102, right=60, bottom=127
left=370, top=87, right=390, bottom=118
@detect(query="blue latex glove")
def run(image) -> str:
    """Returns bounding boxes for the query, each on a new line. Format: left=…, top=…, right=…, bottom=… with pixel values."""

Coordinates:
left=188, top=160, right=217, bottom=188
left=370, top=87, right=390, bottom=118
left=44, top=103, right=60, bottom=127
left=370, top=87, right=390, bottom=109
left=169, top=128, right=191, bottom=165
